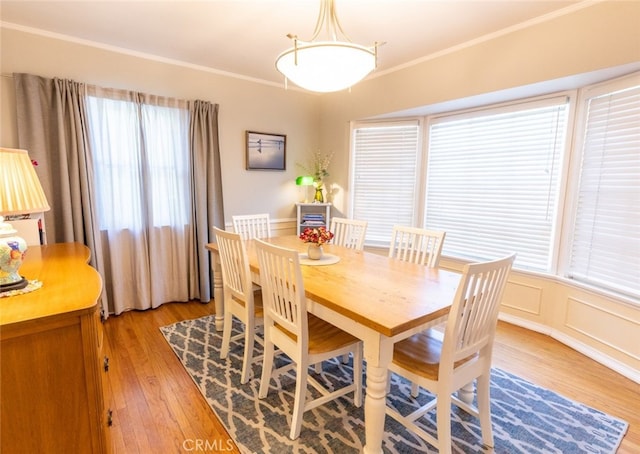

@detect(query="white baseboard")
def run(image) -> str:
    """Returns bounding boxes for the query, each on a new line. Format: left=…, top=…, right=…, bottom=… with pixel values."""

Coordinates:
left=498, top=313, right=640, bottom=384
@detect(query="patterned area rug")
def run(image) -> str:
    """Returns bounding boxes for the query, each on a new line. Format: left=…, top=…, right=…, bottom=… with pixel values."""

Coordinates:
left=160, top=315, right=628, bottom=454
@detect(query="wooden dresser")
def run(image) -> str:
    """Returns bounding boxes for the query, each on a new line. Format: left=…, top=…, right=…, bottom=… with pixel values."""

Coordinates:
left=0, top=243, right=111, bottom=453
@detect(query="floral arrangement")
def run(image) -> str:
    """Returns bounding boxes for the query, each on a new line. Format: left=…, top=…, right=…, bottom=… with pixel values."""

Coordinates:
left=299, top=226, right=334, bottom=245
left=298, top=151, right=334, bottom=188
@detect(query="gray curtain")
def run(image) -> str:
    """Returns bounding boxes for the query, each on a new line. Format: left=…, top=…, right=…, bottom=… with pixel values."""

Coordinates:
left=14, top=74, right=96, bottom=244
left=13, top=73, right=224, bottom=315
left=190, top=100, right=225, bottom=302
left=14, top=73, right=109, bottom=315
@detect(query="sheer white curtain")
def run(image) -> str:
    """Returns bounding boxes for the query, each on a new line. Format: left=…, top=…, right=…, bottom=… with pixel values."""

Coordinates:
left=85, top=88, right=192, bottom=312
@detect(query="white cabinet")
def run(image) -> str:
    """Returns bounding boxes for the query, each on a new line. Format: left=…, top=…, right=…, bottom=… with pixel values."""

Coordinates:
left=296, top=203, right=331, bottom=235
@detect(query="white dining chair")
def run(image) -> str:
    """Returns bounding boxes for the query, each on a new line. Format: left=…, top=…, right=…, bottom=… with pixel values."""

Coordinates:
left=385, top=253, right=516, bottom=454
left=232, top=213, right=271, bottom=240
left=213, top=227, right=264, bottom=384
left=255, top=238, right=363, bottom=440
left=388, top=225, right=447, bottom=395
left=330, top=217, right=368, bottom=250
left=388, top=225, right=446, bottom=267
left=326, top=217, right=368, bottom=366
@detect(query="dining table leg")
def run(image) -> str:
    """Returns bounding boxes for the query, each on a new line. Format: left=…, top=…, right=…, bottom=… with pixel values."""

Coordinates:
left=362, top=335, right=394, bottom=454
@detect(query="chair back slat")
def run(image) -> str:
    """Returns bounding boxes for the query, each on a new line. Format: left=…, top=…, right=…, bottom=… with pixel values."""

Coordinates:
left=389, top=226, right=446, bottom=267
left=330, top=217, right=368, bottom=250
left=255, top=239, right=306, bottom=341
left=213, top=227, right=253, bottom=302
left=232, top=213, right=271, bottom=240
left=443, top=254, right=515, bottom=365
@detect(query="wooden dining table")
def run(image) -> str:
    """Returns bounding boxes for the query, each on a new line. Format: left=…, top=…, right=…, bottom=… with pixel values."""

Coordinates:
left=206, top=235, right=461, bottom=454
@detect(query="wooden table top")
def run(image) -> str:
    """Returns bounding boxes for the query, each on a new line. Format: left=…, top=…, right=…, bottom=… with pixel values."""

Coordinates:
left=0, top=243, right=103, bottom=328
left=207, top=235, right=460, bottom=338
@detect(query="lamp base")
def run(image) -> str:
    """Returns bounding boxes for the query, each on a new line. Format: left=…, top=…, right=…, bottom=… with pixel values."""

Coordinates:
left=1, top=220, right=29, bottom=291
left=0, top=276, right=28, bottom=292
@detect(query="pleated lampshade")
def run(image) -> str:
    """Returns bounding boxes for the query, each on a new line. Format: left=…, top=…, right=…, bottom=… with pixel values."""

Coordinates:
left=0, top=148, right=50, bottom=215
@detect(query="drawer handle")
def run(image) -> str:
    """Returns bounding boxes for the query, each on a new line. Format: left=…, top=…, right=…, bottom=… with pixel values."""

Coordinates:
left=107, top=409, right=113, bottom=427
left=103, top=356, right=110, bottom=372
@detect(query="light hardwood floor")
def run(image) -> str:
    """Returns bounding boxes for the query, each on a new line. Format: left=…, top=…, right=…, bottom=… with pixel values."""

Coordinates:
left=104, top=301, right=639, bottom=453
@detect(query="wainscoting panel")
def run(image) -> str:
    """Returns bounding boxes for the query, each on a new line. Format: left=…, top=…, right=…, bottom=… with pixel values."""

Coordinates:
left=271, top=218, right=297, bottom=237
left=440, top=255, right=639, bottom=383
left=565, top=297, right=640, bottom=362
left=223, top=218, right=296, bottom=237
left=501, top=280, right=543, bottom=316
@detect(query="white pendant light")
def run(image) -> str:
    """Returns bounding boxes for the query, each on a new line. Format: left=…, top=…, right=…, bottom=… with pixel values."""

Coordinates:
left=275, top=0, right=379, bottom=93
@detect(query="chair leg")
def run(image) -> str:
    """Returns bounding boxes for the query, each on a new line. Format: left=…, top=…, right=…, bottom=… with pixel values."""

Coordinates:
left=240, top=320, right=255, bottom=384
left=258, top=337, right=275, bottom=399
left=352, top=343, right=363, bottom=407
left=436, top=392, right=453, bottom=454
left=289, top=360, right=309, bottom=440
left=410, top=381, right=420, bottom=398
left=476, top=373, right=494, bottom=447
left=457, top=381, right=475, bottom=404
left=220, top=310, right=233, bottom=359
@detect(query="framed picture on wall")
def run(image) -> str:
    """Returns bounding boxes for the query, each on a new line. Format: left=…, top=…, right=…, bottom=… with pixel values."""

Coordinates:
left=245, top=131, right=286, bottom=170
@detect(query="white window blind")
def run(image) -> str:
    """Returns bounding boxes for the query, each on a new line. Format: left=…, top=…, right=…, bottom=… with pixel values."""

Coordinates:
left=425, top=97, right=569, bottom=271
left=568, top=77, right=640, bottom=298
left=351, top=122, right=420, bottom=247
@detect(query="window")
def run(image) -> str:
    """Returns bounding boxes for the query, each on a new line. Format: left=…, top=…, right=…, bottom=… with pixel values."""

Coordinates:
left=141, top=103, right=190, bottom=227
left=86, top=96, right=141, bottom=230
left=424, top=97, right=569, bottom=272
left=350, top=121, right=420, bottom=247
left=349, top=72, right=640, bottom=300
left=567, top=76, right=640, bottom=298
left=85, top=93, right=190, bottom=232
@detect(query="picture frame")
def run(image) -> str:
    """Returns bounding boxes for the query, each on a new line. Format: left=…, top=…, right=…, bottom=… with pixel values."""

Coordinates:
left=245, top=131, right=286, bottom=170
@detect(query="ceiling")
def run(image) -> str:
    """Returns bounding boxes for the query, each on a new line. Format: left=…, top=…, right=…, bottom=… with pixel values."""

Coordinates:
left=1, top=0, right=587, bottom=87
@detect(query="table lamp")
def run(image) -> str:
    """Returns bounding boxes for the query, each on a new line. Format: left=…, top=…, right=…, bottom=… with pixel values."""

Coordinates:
left=296, top=175, right=314, bottom=203
left=0, top=148, right=51, bottom=292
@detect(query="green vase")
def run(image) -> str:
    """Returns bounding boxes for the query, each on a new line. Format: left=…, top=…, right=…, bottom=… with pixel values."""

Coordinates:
left=314, top=187, right=324, bottom=203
